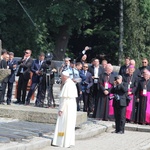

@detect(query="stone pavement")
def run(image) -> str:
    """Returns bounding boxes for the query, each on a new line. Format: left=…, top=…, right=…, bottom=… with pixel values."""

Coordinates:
left=0, top=84, right=149, bottom=150
left=0, top=117, right=150, bottom=150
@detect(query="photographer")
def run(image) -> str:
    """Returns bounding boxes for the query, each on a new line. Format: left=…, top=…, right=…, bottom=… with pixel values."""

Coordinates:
left=76, top=46, right=92, bottom=64
left=111, top=75, right=128, bottom=134
left=37, top=53, right=57, bottom=107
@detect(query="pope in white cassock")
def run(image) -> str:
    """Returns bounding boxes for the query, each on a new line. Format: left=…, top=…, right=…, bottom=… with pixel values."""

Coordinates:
left=52, top=71, right=78, bottom=148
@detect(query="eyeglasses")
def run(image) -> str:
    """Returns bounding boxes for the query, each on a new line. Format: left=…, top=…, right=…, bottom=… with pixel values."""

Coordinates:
left=25, top=52, right=29, bottom=54
left=142, top=62, right=147, bottom=63
left=83, top=66, right=88, bottom=68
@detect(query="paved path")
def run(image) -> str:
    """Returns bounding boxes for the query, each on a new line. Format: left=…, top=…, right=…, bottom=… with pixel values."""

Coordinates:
left=42, top=130, right=150, bottom=150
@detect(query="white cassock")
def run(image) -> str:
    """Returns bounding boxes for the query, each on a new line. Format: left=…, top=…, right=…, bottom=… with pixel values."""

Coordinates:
left=52, top=78, right=78, bottom=148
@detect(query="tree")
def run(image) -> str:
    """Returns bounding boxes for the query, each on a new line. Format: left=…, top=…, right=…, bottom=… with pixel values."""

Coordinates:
left=124, top=0, right=150, bottom=66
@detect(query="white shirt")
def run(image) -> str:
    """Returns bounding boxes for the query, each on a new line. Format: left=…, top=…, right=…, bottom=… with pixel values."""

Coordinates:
left=94, top=66, right=99, bottom=83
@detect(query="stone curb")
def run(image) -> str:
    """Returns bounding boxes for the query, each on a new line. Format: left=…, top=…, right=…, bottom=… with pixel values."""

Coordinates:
left=0, top=137, right=51, bottom=150
left=75, top=120, right=150, bottom=140
left=124, top=123, right=150, bottom=132
left=75, top=120, right=113, bottom=140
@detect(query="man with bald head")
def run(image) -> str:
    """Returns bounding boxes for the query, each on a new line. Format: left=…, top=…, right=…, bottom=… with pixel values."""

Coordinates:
left=137, top=69, right=150, bottom=125
left=94, top=63, right=116, bottom=120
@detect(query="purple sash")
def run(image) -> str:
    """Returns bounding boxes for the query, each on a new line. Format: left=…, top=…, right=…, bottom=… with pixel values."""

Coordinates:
left=126, top=88, right=134, bottom=119
left=140, top=91, right=150, bottom=123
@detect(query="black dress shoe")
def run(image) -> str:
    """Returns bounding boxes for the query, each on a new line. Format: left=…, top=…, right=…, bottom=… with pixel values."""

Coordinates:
left=25, top=101, right=30, bottom=105
left=7, top=103, right=11, bottom=105
left=111, top=130, right=118, bottom=133
left=19, top=101, right=25, bottom=105
left=117, top=131, right=124, bottom=134
left=13, top=100, right=20, bottom=104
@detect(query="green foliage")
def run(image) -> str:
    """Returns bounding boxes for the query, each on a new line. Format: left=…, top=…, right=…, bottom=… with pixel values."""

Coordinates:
left=124, top=0, right=150, bottom=67
left=1, top=0, right=150, bottom=65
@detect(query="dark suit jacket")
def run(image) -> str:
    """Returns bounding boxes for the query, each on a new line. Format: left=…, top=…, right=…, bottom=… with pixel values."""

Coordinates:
left=81, top=70, right=93, bottom=93
left=16, top=57, right=33, bottom=80
left=119, top=65, right=129, bottom=76
left=31, top=59, right=42, bottom=83
left=111, top=82, right=128, bottom=107
left=0, top=59, right=7, bottom=69
left=88, top=65, right=104, bottom=77
left=8, top=59, right=18, bottom=83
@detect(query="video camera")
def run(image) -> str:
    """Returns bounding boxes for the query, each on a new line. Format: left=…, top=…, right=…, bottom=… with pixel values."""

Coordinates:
left=45, top=52, right=53, bottom=65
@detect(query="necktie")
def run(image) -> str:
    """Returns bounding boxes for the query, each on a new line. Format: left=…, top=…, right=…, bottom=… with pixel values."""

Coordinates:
left=72, top=68, right=75, bottom=78
left=39, top=60, right=43, bottom=66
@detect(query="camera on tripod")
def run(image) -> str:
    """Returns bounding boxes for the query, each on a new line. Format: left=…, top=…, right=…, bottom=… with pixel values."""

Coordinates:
left=45, top=52, right=53, bottom=65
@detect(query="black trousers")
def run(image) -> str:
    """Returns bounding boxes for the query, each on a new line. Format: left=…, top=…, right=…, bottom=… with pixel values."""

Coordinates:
left=0, top=81, right=7, bottom=103
left=6, top=81, right=14, bottom=104
left=82, top=92, right=92, bottom=112
left=26, top=82, right=41, bottom=104
left=114, top=104, right=126, bottom=133
left=17, top=74, right=29, bottom=103
left=90, top=83, right=98, bottom=111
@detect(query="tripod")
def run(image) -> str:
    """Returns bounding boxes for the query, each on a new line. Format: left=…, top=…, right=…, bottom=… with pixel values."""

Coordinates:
left=45, top=72, right=55, bottom=107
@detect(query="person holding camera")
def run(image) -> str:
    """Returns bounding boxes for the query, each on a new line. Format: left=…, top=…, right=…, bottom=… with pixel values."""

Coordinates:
left=76, top=46, right=91, bottom=65
left=111, top=75, right=128, bottom=134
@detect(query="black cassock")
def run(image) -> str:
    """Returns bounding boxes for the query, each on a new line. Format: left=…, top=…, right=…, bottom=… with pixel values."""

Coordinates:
left=137, top=78, right=150, bottom=124
left=94, top=72, right=115, bottom=120
left=123, top=73, right=138, bottom=121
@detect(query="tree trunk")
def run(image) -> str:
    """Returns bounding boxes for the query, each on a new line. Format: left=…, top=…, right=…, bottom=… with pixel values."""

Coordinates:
left=119, top=0, right=124, bottom=66
left=53, top=25, right=70, bottom=60
left=0, top=39, right=2, bottom=59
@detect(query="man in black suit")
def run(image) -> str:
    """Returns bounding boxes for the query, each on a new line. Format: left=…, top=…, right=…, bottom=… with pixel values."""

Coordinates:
left=25, top=52, right=45, bottom=105
left=139, top=58, right=150, bottom=75
left=15, top=49, right=33, bottom=104
left=6, top=52, right=17, bottom=105
left=119, top=57, right=130, bottom=77
left=111, top=75, right=128, bottom=134
left=81, top=63, right=93, bottom=113
left=88, top=58, right=104, bottom=113
left=0, top=49, right=9, bottom=104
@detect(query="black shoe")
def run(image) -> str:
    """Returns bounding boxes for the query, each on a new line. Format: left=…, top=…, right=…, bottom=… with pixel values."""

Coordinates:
left=117, top=131, right=124, bottom=134
left=25, top=101, right=30, bottom=105
left=19, top=101, right=25, bottom=105
left=13, top=100, right=20, bottom=104
left=7, top=103, right=11, bottom=105
left=111, top=130, right=118, bottom=133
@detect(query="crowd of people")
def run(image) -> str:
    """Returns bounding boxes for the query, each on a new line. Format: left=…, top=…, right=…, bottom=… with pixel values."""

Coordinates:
left=0, top=49, right=57, bottom=107
left=0, top=47, right=150, bottom=136
left=58, top=47, right=150, bottom=134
